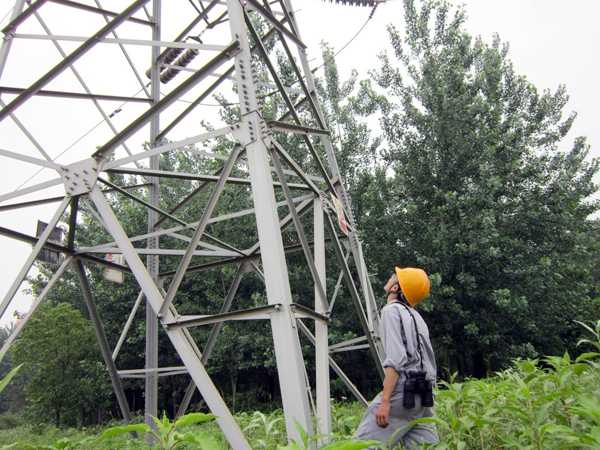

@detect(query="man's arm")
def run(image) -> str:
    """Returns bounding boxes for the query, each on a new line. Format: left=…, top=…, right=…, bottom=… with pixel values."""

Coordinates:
left=375, top=366, right=400, bottom=428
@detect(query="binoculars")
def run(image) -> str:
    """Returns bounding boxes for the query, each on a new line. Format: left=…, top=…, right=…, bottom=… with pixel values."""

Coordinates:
left=403, top=370, right=434, bottom=408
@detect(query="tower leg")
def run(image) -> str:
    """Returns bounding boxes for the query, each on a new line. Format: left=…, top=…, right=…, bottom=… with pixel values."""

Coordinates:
left=247, top=133, right=315, bottom=441
left=89, top=186, right=251, bottom=450
left=225, top=0, right=314, bottom=442
left=146, top=0, right=161, bottom=435
left=314, top=197, right=331, bottom=443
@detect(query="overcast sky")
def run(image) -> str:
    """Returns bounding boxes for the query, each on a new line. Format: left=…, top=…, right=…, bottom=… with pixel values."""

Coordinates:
left=1, top=0, right=599, bottom=327
left=297, top=0, right=599, bottom=157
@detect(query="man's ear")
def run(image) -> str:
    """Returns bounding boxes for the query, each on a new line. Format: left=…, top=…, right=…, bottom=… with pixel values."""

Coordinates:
left=391, top=283, right=400, bottom=293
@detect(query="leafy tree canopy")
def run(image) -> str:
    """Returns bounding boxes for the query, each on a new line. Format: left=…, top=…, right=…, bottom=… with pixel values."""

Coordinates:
left=11, top=302, right=107, bottom=427
left=355, top=0, right=600, bottom=377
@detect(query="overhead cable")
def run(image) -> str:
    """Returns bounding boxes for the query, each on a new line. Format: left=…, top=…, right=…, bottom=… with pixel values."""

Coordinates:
left=312, top=3, right=379, bottom=74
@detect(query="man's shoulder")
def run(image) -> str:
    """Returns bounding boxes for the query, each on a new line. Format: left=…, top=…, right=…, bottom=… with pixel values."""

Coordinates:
left=381, top=301, right=404, bottom=317
left=382, top=301, right=424, bottom=321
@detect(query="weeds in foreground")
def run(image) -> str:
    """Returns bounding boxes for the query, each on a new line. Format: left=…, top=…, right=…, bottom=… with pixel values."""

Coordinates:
left=99, top=412, right=219, bottom=449
left=414, top=319, right=600, bottom=449
left=242, top=411, right=284, bottom=449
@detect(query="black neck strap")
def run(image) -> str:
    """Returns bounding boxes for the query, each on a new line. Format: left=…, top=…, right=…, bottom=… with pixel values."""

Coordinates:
left=395, top=300, right=425, bottom=372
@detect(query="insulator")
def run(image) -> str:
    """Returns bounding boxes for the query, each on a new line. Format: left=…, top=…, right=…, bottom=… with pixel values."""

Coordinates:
left=145, top=47, right=185, bottom=79
left=164, top=47, right=186, bottom=65
left=177, top=48, right=200, bottom=66
left=160, top=48, right=200, bottom=84
left=160, top=67, right=178, bottom=84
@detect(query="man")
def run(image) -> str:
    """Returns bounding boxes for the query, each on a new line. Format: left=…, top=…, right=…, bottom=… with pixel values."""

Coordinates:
left=356, top=267, right=439, bottom=449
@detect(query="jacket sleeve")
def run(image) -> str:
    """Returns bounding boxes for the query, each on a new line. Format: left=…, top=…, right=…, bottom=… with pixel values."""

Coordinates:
left=380, top=305, right=408, bottom=374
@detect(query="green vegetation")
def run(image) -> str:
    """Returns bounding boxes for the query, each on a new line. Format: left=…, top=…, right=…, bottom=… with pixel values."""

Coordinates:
left=10, top=303, right=101, bottom=429
left=353, top=0, right=600, bottom=377
left=97, top=412, right=220, bottom=449
left=428, top=352, right=600, bottom=449
left=2, top=321, right=599, bottom=448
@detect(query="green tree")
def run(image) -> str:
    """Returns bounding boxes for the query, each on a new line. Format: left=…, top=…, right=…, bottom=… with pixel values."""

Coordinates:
left=360, top=0, right=600, bottom=377
left=11, top=302, right=102, bottom=427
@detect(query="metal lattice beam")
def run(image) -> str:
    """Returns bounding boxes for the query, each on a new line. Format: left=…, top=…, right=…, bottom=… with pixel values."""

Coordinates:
left=0, top=0, right=385, bottom=447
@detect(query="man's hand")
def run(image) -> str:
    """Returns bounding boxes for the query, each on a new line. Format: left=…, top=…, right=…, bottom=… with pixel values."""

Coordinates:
left=376, top=400, right=390, bottom=428
left=376, top=367, right=400, bottom=428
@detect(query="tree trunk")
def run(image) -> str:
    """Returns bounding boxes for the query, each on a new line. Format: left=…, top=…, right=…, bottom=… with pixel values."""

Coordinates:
left=172, top=375, right=178, bottom=419
left=448, top=351, right=461, bottom=382
left=473, top=351, right=487, bottom=378
left=229, top=337, right=237, bottom=414
left=231, top=374, right=237, bottom=414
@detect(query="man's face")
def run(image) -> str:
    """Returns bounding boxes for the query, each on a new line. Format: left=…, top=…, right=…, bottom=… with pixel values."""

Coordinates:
left=384, top=275, right=399, bottom=295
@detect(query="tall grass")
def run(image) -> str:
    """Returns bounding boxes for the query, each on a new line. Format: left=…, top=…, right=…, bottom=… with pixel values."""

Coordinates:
left=412, top=319, right=600, bottom=449
left=424, top=351, right=600, bottom=449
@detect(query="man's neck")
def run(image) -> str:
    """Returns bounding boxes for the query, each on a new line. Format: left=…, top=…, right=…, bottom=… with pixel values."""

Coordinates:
left=386, top=294, right=399, bottom=303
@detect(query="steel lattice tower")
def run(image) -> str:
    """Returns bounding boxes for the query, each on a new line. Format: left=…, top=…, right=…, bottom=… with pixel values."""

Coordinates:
left=0, top=0, right=385, bottom=447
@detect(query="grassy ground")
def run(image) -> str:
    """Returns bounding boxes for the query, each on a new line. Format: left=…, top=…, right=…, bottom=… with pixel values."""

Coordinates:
left=0, top=402, right=364, bottom=449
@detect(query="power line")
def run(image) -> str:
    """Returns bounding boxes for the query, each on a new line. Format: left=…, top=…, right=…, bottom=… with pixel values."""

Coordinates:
left=0, top=6, right=14, bottom=27
left=312, top=3, right=380, bottom=74
left=13, top=2, right=381, bottom=190
left=14, top=89, right=146, bottom=191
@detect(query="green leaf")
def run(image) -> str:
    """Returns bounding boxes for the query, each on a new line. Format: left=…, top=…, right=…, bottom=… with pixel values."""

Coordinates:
left=498, top=406, right=531, bottom=421
left=575, top=352, right=600, bottom=363
left=435, top=390, right=458, bottom=400
left=473, top=417, right=501, bottom=427
left=521, top=361, right=536, bottom=373
left=574, top=320, right=597, bottom=336
left=541, top=424, right=573, bottom=434
left=0, top=363, right=23, bottom=394
left=572, top=363, right=588, bottom=376
left=51, top=439, right=76, bottom=450
left=533, top=391, right=574, bottom=407
left=99, top=423, right=151, bottom=439
left=317, top=440, right=382, bottom=450
left=533, top=403, right=551, bottom=428
left=266, top=417, right=282, bottom=434
left=174, top=412, right=217, bottom=428
left=293, top=417, right=310, bottom=448
left=577, top=394, right=600, bottom=415
left=404, top=416, right=447, bottom=430
left=180, top=431, right=220, bottom=450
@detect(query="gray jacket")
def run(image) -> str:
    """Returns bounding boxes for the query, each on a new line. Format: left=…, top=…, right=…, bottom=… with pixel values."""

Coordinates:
left=379, top=300, right=437, bottom=385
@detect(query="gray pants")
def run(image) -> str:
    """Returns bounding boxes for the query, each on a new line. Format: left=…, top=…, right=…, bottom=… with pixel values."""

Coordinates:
left=355, top=390, right=439, bottom=449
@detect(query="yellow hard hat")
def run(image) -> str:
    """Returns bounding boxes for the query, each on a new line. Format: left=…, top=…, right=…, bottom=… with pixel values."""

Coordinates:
left=394, top=267, right=430, bottom=307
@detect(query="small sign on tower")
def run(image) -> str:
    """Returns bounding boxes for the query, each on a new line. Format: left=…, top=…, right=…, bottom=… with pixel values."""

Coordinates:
left=330, top=194, right=349, bottom=236
left=35, top=221, right=63, bottom=265
left=104, top=253, right=125, bottom=284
